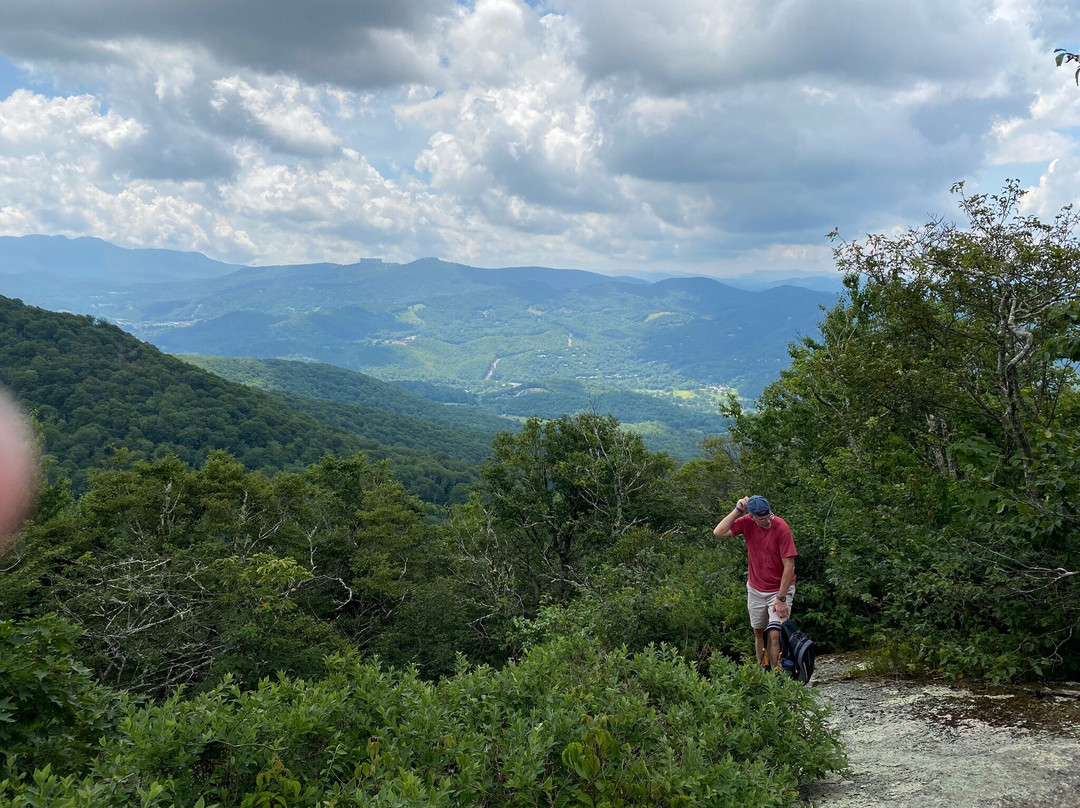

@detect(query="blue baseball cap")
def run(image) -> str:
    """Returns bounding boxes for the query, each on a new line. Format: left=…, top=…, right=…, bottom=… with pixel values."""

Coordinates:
left=746, top=495, right=771, bottom=516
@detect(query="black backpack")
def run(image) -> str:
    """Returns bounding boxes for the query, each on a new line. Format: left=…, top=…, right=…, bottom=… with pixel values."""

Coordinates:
left=778, top=620, right=816, bottom=684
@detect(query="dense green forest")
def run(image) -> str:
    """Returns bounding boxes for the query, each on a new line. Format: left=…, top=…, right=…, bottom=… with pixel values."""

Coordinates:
left=2, top=417, right=847, bottom=805
left=177, top=356, right=512, bottom=439
left=182, top=355, right=722, bottom=460
left=0, top=298, right=482, bottom=504
left=2, top=183, right=1078, bottom=805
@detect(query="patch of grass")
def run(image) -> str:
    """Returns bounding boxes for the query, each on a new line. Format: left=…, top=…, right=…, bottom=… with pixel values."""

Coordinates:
left=397, top=304, right=426, bottom=325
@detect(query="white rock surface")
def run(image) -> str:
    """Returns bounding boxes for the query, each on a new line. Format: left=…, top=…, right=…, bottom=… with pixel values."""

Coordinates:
left=801, top=655, right=1080, bottom=807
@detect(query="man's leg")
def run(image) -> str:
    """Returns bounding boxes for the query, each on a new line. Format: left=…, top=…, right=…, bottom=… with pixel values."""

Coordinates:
left=753, top=628, right=766, bottom=667
left=765, top=627, right=781, bottom=669
left=764, top=586, right=795, bottom=671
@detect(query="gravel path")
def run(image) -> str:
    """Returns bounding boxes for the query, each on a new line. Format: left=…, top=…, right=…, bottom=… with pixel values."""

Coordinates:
left=801, top=655, right=1080, bottom=807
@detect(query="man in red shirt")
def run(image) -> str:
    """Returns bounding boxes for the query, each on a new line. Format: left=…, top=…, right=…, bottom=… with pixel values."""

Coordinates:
left=713, top=494, right=797, bottom=671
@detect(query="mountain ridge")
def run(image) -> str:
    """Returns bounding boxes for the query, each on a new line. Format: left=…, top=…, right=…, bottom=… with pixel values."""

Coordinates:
left=0, top=295, right=485, bottom=502
left=0, top=235, right=838, bottom=428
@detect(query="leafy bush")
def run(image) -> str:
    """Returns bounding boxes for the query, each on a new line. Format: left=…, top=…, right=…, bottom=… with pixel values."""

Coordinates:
left=1, top=635, right=845, bottom=807
left=0, top=617, right=117, bottom=775
left=1, top=452, right=433, bottom=694
left=513, top=528, right=750, bottom=669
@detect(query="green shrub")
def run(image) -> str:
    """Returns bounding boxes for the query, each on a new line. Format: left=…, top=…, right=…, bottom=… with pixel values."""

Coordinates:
left=0, top=617, right=117, bottom=775
left=513, top=528, right=751, bottom=669
left=2, top=636, right=845, bottom=807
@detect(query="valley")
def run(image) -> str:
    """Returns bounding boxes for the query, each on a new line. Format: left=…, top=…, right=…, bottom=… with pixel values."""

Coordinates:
left=0, top=237, right=842, bottom=459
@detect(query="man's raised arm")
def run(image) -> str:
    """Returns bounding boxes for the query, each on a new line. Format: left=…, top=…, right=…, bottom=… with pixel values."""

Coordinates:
left=714, top=495, right=750, bottom=538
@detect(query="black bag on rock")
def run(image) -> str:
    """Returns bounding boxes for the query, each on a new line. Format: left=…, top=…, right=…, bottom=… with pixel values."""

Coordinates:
left=778, top=620, right=816, bottom=684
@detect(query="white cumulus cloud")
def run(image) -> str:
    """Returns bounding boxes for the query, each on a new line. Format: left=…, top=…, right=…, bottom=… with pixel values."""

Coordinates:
left=0, top=0, right=1076, bottom=274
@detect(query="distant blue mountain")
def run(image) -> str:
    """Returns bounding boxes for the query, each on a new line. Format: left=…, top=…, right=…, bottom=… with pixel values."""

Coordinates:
left=0, top=235, right=841, bottom=423
left=0, top=235, right=243, bottom=311
left=721, top=270, right=847, bottom=293
left=0, top=234, right=242, bottom=283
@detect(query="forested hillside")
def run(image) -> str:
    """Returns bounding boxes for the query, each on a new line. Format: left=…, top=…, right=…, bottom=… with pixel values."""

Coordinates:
left=180, top=355, right=512, bottom=436
left=126, top=262, right=833, bottom=401
left=0, top=237, right=834, bottom=457
left=183, top=354, right=725, bottom=460
left=0, top=297, right=481, bottom=503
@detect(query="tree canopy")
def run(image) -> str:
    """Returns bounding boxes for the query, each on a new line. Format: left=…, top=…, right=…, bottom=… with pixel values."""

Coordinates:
left=729, top=181, right=1080, bottom=680
left=0, top=296, right=480, bottom=503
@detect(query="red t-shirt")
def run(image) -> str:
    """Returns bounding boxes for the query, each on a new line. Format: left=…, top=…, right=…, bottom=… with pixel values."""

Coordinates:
left=730, top=515, right=798, bottom=591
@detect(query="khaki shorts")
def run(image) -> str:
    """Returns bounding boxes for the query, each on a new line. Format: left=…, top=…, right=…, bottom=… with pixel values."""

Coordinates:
left=747, top=583, right=795, bottom=630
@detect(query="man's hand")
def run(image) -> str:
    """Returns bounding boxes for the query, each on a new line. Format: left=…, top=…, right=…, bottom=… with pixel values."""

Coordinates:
left=773, top=598, right=789, bottom=620
left=714, top=497, right=749, bottom=538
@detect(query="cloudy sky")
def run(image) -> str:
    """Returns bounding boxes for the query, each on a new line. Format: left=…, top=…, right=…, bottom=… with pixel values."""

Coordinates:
left=0, top=0, right=1077, bottom=277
